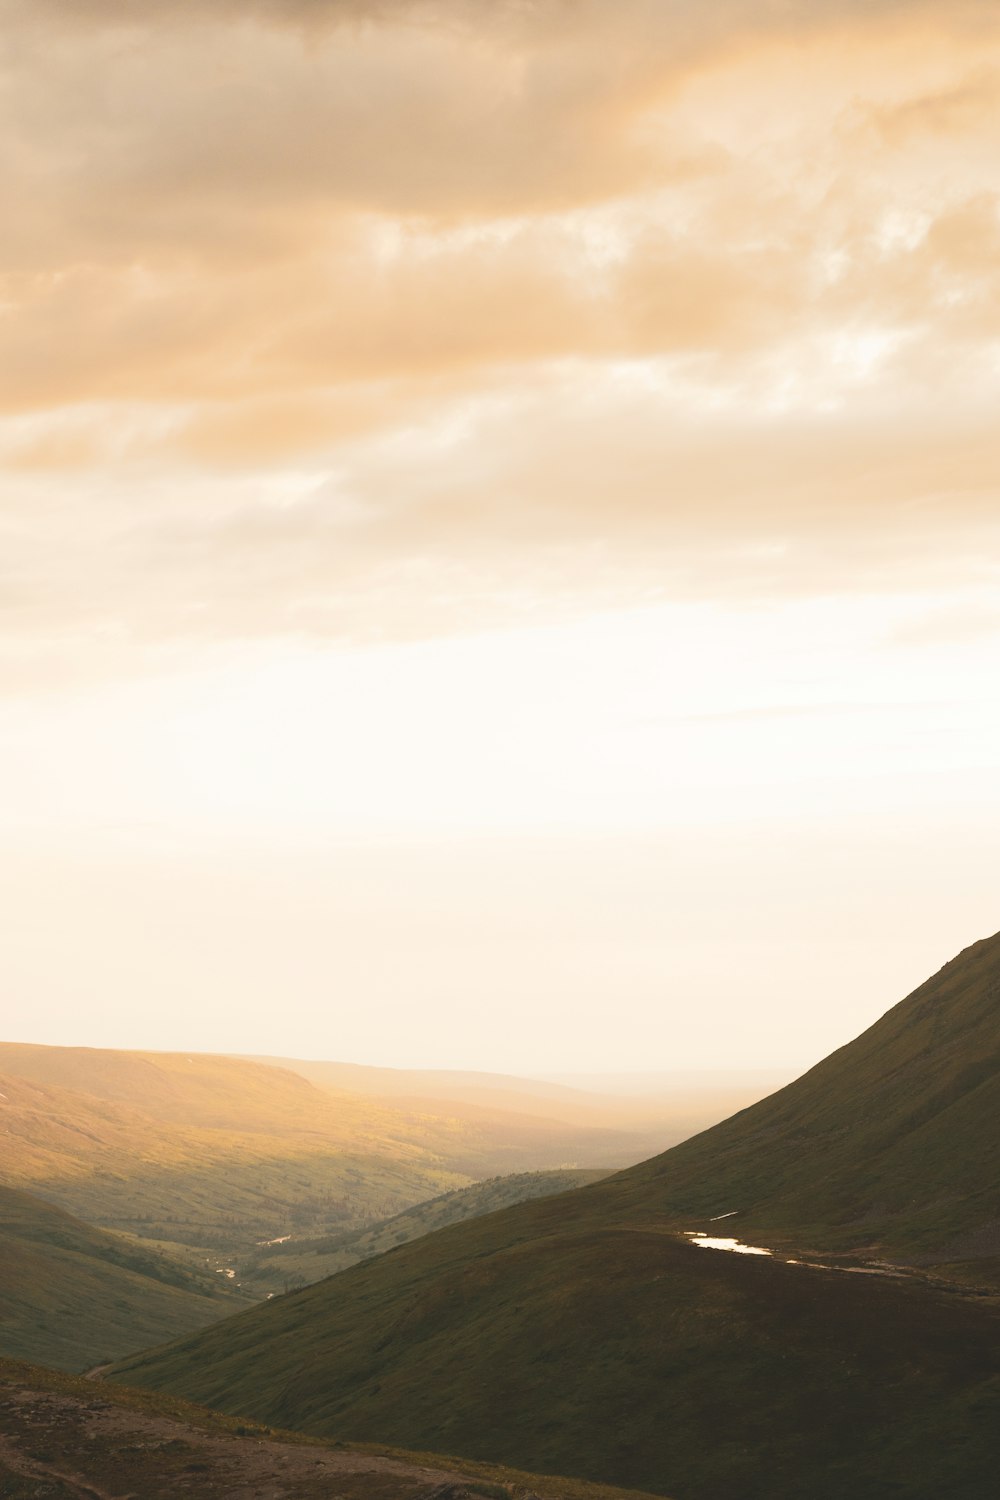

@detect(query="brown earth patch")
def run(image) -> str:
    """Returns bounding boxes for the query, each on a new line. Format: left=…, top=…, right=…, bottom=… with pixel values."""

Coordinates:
left=0, top=1375, right=610, bottom=1500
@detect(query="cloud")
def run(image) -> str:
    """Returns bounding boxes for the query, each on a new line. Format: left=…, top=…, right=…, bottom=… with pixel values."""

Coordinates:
left=2, top=0, right=1000, bottom=675
left=888, top=599, right=1000, bottom=646
left=865, top=68, right=1000, bottom=143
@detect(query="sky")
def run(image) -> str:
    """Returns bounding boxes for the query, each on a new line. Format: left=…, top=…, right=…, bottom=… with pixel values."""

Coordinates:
left=1, top=0, right=999, bottom=1075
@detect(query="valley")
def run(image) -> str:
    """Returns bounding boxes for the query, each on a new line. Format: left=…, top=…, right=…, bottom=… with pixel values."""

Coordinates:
left=242, top=1169, right=612, bottom=1292
left=0, top=1044, right=725, bottom=1369
left=109, top=932, right=1000, bottom=1500
left=0, top=1044, right=707, bottom=1293
left=0, top=1186, right=242, bottom=1372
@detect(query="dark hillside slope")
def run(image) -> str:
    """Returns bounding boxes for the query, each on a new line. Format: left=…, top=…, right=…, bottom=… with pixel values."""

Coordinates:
left=113, top=1199, right=1000, bottom=1500
left=0, top=1186, right=238, bottom=1371
left=113, top=932, right=1000, bottom=1500
left=604, top=928, right=1000, bottom=1267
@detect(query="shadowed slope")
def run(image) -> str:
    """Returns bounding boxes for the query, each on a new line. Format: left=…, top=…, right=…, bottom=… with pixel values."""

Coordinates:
left=112, top=1196, right=1000, bottom=1500
left=0, top=1187, right=240, bottom=1371
left=602, top=929, right=1000, bottom=1267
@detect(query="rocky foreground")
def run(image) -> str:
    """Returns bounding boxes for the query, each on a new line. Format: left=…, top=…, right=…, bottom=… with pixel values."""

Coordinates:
left=0, top=1358, right=650, bottom=1500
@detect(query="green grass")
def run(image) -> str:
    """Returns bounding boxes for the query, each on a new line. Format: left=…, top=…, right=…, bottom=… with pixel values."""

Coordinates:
left=601, top=928, right=1000, bottom=1273
left=111, top=929, right=1000, bottom=1500
left=112, top=1203, right=1000, bottom=1500
left=0, top=1049, right=477, bottom=1274
left=243, top=1169, right=611, bottom=1288
left=0, top=1185, right=242, bottom=1371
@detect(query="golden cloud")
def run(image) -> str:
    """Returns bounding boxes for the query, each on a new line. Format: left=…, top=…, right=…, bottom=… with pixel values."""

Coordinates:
left=1, top=0, right=999, bottom=664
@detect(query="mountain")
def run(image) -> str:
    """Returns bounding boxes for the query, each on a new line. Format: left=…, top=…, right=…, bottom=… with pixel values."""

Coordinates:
left=0, top=1356, right=662, bottom=1500
left=251, top=1056, right=778, bottom=1121
left=111, top=931, right=1000, bottom=1500
left=602, top=927, right=1000, bottom=1271
left=244, top=1058, right=609, bottom=1110
left=243, top=1169, right=611, bottom=1290
left=242, top=1053, right=762, bottom=1168
left=0, top=1186, right=241, bottom=1372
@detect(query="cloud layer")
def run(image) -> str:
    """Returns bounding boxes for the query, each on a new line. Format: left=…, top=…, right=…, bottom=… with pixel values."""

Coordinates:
left=3, top=0, right=1000, bottom=667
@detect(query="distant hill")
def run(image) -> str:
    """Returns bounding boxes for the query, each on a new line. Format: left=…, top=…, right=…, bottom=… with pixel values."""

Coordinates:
left=0, top=1052, right=470, bottom=1265
left=0, top=1186, right=241, bottom=1372
left=243, top=1169, right=611, bottom=1290
left=113, top=931, right=1000, bottom=1500
left=245, top=1057, right=604, bottom=1110
left=0, top=1356, right=665, bottom=1500
left=247, top=1053, right=777, bottom=1159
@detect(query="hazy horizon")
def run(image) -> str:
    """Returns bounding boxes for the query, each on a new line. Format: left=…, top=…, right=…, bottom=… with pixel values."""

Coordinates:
left=2, top=0, right=998, bottom=1076
left=0, top=1030, right=799, bottom=1094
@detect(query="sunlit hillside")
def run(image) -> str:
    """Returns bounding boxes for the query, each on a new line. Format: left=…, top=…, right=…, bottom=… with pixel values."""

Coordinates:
left=0, top=1051, right=469, bottom=1260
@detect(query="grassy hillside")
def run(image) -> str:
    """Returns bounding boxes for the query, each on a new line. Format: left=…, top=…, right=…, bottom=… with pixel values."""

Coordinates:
left=0, top=1186, right=242, bottom=1372
left=0, top=1357, right=666, bottom=1500
left=0, top=1042, right=687, bottom=1230
left=112, top=1196, right=1000, bottom=1500
left=601, top=928, right=1000, bottom=1269
left=0, top=1060, right=470, bottom=1264
left=243, top=1169, right=611, bottom=1289
left=113, top=931, right=1000, bottom=1500
left=251, top=1053, right=774, bottom=1167
left=0, top=1043, right=702, bottom=1174
left=244, top=1058, right=609, bottom=1111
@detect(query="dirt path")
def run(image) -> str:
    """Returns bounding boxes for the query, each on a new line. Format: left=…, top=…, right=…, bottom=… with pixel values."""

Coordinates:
left=0, top=1380, right=543, bottom=1500
left=0, top=1428, right=133, bottom=1498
